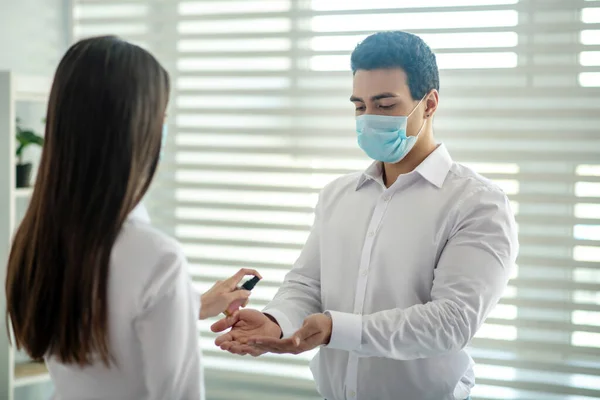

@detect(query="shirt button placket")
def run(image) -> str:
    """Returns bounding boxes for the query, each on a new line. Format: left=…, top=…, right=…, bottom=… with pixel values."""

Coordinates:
left=346, top=190, right=392, bottom=400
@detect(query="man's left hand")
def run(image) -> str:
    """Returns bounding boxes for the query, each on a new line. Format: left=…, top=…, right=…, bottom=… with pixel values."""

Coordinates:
left=247, top=313, right=332, bottom=355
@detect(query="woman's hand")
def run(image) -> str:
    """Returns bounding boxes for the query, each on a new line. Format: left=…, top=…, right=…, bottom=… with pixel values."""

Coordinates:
left=199, top=269, right=261, bottom=320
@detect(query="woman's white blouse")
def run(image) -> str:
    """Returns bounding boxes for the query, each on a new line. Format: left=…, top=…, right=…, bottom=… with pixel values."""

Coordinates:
left=46, top=205, right=204, bottom=400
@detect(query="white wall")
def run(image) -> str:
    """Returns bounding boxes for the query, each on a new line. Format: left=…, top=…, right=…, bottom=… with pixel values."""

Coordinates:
left=0, top=0, right=70, bottom=75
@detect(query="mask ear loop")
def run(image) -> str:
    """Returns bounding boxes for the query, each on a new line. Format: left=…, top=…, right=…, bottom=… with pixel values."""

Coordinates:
left=413, top=116, right=428, bottom=138
left=408, top=94, right=429, bottom=138
left=407, top=96, right=425, bottom=119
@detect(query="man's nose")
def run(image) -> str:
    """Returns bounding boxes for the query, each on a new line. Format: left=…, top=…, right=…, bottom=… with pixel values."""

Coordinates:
left=364, top=106, right=386, bottom=116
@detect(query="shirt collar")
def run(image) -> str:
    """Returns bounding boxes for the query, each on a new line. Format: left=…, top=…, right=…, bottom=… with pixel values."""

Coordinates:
left=128, top=202, right=151, bottom=223
left=414, top=144, right=453, bottom=188
left=355, top=161, right=383, bottom=190
left=356, top=143, right=453, bottom=190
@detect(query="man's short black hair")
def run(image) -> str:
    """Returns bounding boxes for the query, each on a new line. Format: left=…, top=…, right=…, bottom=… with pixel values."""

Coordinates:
left=350, top=31, right=440, bottom=100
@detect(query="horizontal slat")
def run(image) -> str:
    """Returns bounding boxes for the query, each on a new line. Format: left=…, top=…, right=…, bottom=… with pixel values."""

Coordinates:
left=156, top=200, right=316, bottom=214
left=73, top=32, right=148, bottom=41
left=485, top=317, right=600, bottom=334
left=156, top=214, right=600, bottom=233
left=173, top=65, right=600, bottom=77
left=151, top=206, right=600, bottom=228
left=239, top=0, right=599, bottom=15
left=162, top=163, right=600, bottom=185
left=510, top=194, right=599, bottom=203
left=174, top=87, right=600, bottom=99
left=174, top=107, right=600, bottom=119
left=503, top=298, right=600, bottom=312
left=180, top=238, right=302, bottom=250
left=162, top=163, right=357, bottom=176
left=511, top=279, right=600, bottom=292
left=472, top=355, right=600, bottom=377
left=166, top=146, right=600, bottom=163
left=74, top=16, right=148, bottom=25
left=472, top=338, right=600, bottom=357
left=175, top=22, right=600, bottom=39
left=166, top=181, right=318, bottom=193
left=516, top=255, right=600, bottom=270
left=77, top=0, right=597, bottom=19
left=518, top=236, right=600, bottom=248
left=173, top=126, right=600, bottom=141
left=177, top=4, right=518, bottom=21
left=164, top=217, right=600, bottom=250
left=161, top=181, right=600, bottom=202
left=178, top=47, right=519, bottom=58
left=517, top=215, right=599, bottom=226
left=73, top=2, right=593, bottom=26
left=171, top=44, right=600, bottom=58
left=153, top=199, right=597, bottom=223
left=188, top=256, right=291, bottom=270
left=174, top=219, right=309, bottom=232
left=475, top=377, right=600, bottom=398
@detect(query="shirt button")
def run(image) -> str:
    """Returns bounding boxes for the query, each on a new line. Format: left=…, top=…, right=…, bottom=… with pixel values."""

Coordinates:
left=348, top=390, right=356, bottom=397
left=361, top=270, right=368, bottom=277
left=368, top=231, right=375, bottom=237
left=383, top=195, right=390, bottom=202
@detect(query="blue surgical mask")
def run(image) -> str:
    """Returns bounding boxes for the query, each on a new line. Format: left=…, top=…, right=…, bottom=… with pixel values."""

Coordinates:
left=356, top=99, right=426, bottom=163
left=160, top=123, right=168, bottom=160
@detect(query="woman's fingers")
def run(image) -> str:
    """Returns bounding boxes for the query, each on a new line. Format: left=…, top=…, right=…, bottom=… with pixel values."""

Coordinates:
left=226, top=290, right=250, bottom=304
left=223, top=290, right=251, bottom=314
left=223, top=268, right=262, bottom=290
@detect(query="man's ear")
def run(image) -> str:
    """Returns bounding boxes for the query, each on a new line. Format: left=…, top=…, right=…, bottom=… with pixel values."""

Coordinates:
left=424, top=89, right=439, bottom=118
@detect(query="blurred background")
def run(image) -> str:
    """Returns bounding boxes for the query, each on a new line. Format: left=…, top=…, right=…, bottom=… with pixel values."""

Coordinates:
left=0, top=0, right=599, bottom=399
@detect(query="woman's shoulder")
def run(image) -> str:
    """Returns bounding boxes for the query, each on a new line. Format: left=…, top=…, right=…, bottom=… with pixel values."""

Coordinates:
left=112, top=219, right=191, bottom=308
left=119, top=218, right=184, bottom=259
left=118, top=203, right=184, bottom=260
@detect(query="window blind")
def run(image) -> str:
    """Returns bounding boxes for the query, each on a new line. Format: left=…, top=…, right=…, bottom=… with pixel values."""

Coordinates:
left=72, top=1, right=600, bottom=399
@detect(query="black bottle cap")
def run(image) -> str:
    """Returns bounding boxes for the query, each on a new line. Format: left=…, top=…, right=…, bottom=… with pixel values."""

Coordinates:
left=241, top=276, right=261, bottom=291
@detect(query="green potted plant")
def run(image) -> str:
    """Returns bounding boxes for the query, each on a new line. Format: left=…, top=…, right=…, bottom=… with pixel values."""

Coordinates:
left=16, top=118, right=44, bottom=188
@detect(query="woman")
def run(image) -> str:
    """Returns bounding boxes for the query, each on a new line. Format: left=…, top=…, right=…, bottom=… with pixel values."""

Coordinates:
left=5, top=36, right=254, bottom=399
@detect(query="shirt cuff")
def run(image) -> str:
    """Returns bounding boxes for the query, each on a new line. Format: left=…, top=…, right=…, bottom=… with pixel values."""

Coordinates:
left=262, top=309, right=296, bottom=338
left=324, top=310, right=362, bottom=352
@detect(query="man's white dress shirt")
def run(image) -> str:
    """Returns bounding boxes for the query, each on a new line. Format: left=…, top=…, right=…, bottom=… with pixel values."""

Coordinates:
left=46, top=204, right=204, bottom=400
left=264, top=144, right=519, bottom=400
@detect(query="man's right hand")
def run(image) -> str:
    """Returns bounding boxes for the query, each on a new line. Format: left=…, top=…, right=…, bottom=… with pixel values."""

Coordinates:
left=211, top=309, right=282, bottom=357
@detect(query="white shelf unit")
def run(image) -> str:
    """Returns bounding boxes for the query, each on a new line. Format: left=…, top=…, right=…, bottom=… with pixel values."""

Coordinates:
left=0, top=71, right=52, bottom=400
left=13, top=188, right=33, bottom=199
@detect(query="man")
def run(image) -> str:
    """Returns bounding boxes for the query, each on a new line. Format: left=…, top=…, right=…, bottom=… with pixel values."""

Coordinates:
left=212, top=31, right=519, bottom=400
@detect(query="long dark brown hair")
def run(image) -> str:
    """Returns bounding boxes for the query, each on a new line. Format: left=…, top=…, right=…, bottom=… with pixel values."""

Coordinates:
left=5, top=36, right=170, bottom=366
